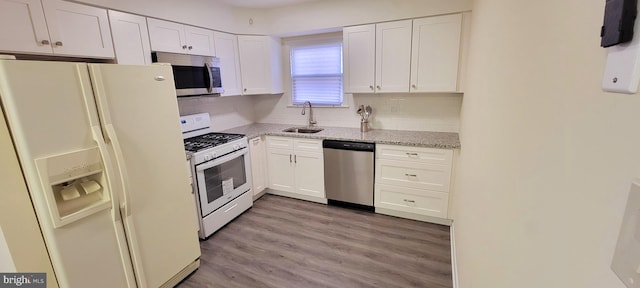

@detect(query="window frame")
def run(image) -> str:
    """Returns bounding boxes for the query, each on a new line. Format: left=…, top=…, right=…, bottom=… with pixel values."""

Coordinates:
left=285, top=34, right=348, bottom=108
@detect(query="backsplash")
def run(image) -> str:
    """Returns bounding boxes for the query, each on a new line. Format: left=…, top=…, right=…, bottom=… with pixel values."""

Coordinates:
left=253, top=93, right=463, bottom=132
left=177, top=93, right=462, bottom=133
left=177, top=96, right=255, bottom=131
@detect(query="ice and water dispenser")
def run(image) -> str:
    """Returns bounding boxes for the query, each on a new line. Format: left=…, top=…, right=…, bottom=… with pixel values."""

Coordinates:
left=35, top=147, right=111, bottom=228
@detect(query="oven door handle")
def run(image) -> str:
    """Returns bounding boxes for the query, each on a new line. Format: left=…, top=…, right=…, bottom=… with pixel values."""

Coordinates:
left=196, top=148, right=247, bottom=172
left=204, top=62, right=214, bottom=94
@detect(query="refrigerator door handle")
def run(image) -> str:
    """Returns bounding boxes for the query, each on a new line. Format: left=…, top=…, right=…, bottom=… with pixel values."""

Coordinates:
left=105, top=124, right=132, bottom=217
left=90, top=125, right=122, bottom=222
left=105, top=123, right=149, bottom=287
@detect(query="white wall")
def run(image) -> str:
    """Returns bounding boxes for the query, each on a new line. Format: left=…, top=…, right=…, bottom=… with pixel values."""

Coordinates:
left=453, top=0, right=640, bottom=287
left=73, top=0, right=241, bottom=33
left=177, top=96, right=255, bottom=131
left=237, top=0, right=473, bottom=36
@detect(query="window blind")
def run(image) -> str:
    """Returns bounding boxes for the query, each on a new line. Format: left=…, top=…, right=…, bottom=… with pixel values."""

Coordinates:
left=290, top=42, right=343, bottom=106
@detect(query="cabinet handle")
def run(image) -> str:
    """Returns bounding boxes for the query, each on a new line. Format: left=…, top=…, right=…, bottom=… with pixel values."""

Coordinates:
left=294, top=155, right=297, bottom=163
left=406, top=152, right=419, bottom=157
left=188, top=46, right=193, bottom=50
left=412, top=84, right=417, bottom=89
left=376, top=85, right=381, bottom=90
left=403, top=199, right=416, bottom=203
left=369, top=85, right=374, bottom=90
left=182, top=45, right=187, bottom=49
left=244, top=88, right=247, bottom=92
left=54, top=41, right=63, bottom=47
left=40, top=40, right=50, bottom=45
left=289, top=154, right=292, bottom=163
left=405, top=173, right=417, bottom=177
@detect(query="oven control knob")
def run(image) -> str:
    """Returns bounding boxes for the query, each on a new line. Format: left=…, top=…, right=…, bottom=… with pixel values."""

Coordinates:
left=204, top=155, right=212, bottom=161
left=234, top=144, right=240, bottom=150
left=211, top=152, right=217, bottom=158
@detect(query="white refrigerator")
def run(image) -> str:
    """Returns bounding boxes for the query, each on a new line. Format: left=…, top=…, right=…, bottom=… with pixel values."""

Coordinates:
left=0, top=58, right=201, bottom=287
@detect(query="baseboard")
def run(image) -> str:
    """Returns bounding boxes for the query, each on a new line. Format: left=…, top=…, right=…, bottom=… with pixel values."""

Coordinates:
left=265, top=188, right=328, bottom=204
left=374, top=207, right=453, bottom=226
left=450, top=223, right=459, bottom=288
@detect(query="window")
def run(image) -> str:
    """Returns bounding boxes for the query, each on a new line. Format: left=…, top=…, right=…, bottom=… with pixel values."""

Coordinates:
left=290, top=39, right=343, bottom=106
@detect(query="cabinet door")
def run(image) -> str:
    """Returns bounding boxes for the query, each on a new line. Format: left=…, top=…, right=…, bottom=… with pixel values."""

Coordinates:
left=249, top=137, right=267, bottom=196
left=294, top=151, right=325, bottom=198
left=410, top=14, right=462, bottom=92
left=375, top=20, right=412, bottom=93
left=267, top=148, right=295, bottom=193
left=147, top=18, right=186, bottom=54
left=42, top=0, right=114, bottom=58
left=238, top=35, right=270, bottom=95
left=108, top=10, right=151, bottom=65
left=343, top=24, right=375, bottom=93
left=0, top=0, right=52, bottom=54
left=184, top=26, right=215, bottom=56
left=214, top=31, right=243, bottom=96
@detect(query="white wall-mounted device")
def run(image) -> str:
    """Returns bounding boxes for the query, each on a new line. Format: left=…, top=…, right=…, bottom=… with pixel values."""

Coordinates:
left=602, top=1, right=640, bottom=94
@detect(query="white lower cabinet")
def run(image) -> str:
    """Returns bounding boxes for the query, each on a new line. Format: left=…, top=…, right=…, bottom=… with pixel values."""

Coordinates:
left=374, top=144, right=454, bottom=223
left=249, top=136, right=267, bottom=197
left=266, top=136, right=325, bottom=203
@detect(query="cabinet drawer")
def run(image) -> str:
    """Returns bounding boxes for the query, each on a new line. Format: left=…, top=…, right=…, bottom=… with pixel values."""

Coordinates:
left=377, top=144, right=453, bottom=165
left=293, top=138, right=322, bottom=152
left=375, top=184, right=448, bottom=218
left=376, top=159, right=451, bottom=192
left=266, top=136, right=293, bottom=150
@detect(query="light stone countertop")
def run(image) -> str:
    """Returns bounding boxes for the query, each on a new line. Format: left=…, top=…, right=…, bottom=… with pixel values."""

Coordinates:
left=220, top=123, right=460, bottom=149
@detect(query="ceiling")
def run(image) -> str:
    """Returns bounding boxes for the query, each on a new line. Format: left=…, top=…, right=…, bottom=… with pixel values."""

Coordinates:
left=215, top=0, right=321, bottom=8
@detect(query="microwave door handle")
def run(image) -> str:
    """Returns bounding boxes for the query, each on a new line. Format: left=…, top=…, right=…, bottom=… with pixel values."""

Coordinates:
left=204, top=62, right=214, bottom=93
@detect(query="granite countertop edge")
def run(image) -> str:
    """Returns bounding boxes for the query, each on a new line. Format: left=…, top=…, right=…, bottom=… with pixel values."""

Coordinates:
left=220, top=123, right=461, bottom=149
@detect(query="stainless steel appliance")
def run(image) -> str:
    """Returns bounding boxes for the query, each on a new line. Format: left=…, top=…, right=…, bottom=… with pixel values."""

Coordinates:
left=181, top=113, right=253, bottom=239
left=152, top=52, right=223, bottom=96
left=323, top=140, right=375, bottom=210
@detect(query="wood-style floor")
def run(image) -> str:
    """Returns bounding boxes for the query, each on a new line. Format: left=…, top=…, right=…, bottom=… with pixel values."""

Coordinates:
left=179, top=194, right=452, bottom=288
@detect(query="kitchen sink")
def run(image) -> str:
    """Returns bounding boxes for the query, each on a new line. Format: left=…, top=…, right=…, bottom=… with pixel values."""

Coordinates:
left=282, top=127, right=324, bottom=134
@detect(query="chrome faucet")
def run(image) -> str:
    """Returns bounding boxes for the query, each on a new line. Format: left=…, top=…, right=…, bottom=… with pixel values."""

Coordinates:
left=301, top=101, right=317, bottom=127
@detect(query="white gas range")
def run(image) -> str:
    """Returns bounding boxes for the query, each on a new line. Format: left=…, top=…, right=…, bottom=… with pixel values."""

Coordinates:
left=181, top=113, right=253, bottom=239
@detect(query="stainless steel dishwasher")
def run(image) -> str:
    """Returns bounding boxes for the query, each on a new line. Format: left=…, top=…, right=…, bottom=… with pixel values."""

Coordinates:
left=323, top=140, right=375, bottom=210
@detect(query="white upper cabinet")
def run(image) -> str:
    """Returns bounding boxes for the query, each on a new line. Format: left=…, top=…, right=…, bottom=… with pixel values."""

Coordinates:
left=147, top=18, right=215, bottom=56
left=42, top=0, right=114, bottom=58
left=108, top=10, right=151, bottom=65
left=410, top=14, right=463, bottom=93
left=343, top=24, right=375, bottom=93
left=0, top=0, right=51, bottom=54
left=344, top=13, right=466, bottom=94
left=147, top=18, right=185, bottom=54
left=214, top=31, right=243, bottom=96
left=344, top=20, right=412, bottom=94
left=375, top=20, right=412, bottom=93
left=0, top=0, right=114, bottom=58
left=237, top=35, right=283, bottom=95
left=185, top=26, right=216, bottom=56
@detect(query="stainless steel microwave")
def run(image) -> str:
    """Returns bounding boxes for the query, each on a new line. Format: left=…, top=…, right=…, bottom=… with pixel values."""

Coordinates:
left=152, top=52, right=223, bottom=97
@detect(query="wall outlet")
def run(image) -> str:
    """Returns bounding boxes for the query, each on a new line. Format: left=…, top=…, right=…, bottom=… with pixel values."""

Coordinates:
left=612, top=178, right=640, bottom=288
